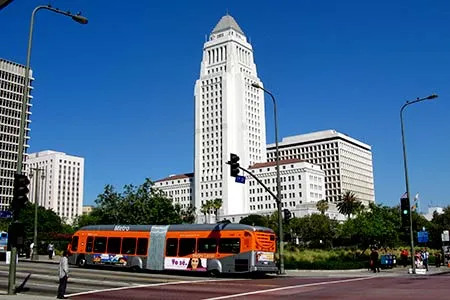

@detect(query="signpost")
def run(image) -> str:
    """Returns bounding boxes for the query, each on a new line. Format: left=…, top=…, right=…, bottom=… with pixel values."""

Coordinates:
left=235, top=175, right=246, bottom=184
left=417, top=231, right=429, bottom=243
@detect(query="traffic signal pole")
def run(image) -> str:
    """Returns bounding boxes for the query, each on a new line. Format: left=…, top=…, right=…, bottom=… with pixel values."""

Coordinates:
left=226, top=160, right=285, bottom=274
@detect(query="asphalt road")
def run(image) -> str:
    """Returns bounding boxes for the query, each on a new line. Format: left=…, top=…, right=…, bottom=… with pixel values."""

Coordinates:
left=69, top=273, right=450, bottom=300
left=1, top=259, right=449, bottom=299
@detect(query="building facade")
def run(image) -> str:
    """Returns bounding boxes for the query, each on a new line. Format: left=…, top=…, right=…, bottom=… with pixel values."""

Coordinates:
left=0, top=58, right=33, bottom=211
left=267, top=130, right=374, bottom=205
left=193, top=15, right=267, bottom=218
left=154, top=173, right=194, bottom=210
left=247, top=159, right=325, bottom=214
left=27, top=150, right=84, bottom=224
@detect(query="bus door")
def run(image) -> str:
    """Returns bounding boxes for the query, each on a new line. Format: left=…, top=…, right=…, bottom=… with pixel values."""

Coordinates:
left=146, top=225, right=169, bottom=270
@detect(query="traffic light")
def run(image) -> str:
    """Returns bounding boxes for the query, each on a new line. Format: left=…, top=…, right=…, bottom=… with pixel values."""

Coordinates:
left=283, top=209, right=292, bottom=223
left=229, top=153, right=240, bottom=177
left=7, top=222, right=25, bottom=250
left=400, top=197, right=410, bottom=228
left=12, top=173, right=30, bottom=217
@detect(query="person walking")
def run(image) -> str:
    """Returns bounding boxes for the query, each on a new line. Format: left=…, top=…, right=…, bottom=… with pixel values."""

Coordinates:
left=48, top=242, right=54, bottom=259
left=29, top=241, right=34, bottom=259
left=57, top=250, right=69, bottom=299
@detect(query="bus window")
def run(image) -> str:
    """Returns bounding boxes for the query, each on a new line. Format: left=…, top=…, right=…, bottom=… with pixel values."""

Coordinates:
left=137, top=238, right=148, bottom=255
left=121, top=238, right=136, bottom=255
left=86, top=236, right=93, bottom=252
left=71, top=236, right=79, bottom=252
left=165, top=238, right=178, bottom=256
left=219, top=238, right=240, bottom=254
left=178, top=238, right=196, bottom=256
left=93, top=237, right=107, bottom=253
left=198, top=238, right=217, bottom=253
left=107, top=237, right=121, bottom=254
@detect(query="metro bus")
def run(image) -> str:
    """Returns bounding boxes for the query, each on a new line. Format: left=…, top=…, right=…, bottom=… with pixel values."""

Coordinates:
left=67, top=223, right=277, bottom=275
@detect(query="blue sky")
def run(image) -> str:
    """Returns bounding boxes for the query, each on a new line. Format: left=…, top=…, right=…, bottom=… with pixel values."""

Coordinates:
left=1, top=0, right=449, bottom=211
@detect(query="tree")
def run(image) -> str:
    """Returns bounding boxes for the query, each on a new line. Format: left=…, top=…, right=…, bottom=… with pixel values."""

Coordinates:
left=90, top=178, right=187, bottom=226
left=239, top=214, right=269, bottom=227
left=200, top=202, right=209, bottom=224
left=211, top=198, right=223, bottom=219
left=316, top=199, right=329, bottom=215
left=337, top=191, right=363, bottom=219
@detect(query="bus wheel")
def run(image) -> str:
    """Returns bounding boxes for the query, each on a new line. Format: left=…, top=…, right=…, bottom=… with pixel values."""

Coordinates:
left=208, top=269, right=220, bottom=277
left=77, top=257, right=86, bottom=268
left=131, top=265, right=141, bottom=272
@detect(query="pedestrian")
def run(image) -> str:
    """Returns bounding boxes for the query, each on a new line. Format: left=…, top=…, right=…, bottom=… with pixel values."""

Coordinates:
left=421, top=248, right=429, bottom=271
left=57, top=250, right=69, bottom=299
left=435, top=251, right=441, bottom=268
left=48, top=242, right=54, bottom=259
left=29, top=241, right=34, bottom=259
left=400, top=249, right=409, bottom=267
left=370, top=248, right=380, bottom=273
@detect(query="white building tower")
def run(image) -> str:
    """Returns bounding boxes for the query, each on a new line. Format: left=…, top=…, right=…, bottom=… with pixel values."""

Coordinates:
left=194, top=15, right=267, bottom=221
left=0, top=58, right=34, bottom=212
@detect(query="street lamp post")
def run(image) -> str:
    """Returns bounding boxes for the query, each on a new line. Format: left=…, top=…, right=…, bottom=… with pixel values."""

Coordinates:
left=8, top=4, right=88, bottom=295
left=30, top=167, right=44, bottom=261
left=400, top=94, right=438, bottom=275
left=251, top=83, right=285, bottom=275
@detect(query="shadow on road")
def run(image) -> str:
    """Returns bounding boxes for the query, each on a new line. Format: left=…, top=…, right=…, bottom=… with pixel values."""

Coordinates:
left=15, top=273, right=31, bottom=293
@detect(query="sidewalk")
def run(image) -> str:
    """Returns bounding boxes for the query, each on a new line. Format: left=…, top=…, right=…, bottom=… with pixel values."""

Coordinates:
left=0, top=292, right=55, bottom=299
left=18, top=255, right=60, bottom=264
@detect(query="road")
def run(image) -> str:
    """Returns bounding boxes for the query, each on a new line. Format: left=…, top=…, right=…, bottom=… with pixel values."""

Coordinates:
left=0, top=260, right=449, bottom=299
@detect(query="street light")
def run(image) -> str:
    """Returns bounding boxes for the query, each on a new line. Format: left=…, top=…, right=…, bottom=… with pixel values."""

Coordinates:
left=29, top=167, right=45, bottom=261
left=8, top=4, right=88, bottom=295
left=251, top=82, right=285, bottom=275
left=400, top=93, right=438, bottom=275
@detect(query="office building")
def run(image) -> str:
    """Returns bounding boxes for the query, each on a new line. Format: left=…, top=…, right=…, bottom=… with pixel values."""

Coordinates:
left=194, top=14, right=267, bottom=218
left=27, top=150, right=84, bottom=224
left=267, top=130, right=374, bottom=205
left=0, top=58, right=33, bottom=211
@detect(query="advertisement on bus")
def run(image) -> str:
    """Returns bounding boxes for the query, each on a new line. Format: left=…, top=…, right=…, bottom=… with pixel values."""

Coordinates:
left=164, top=257, right=207, bottom=271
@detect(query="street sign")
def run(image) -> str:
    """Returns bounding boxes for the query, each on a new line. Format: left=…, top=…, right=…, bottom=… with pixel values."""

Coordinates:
left=0, top=211, right=12, bottom=218
left=442, top=230, right=450, bottom=242
left=417, top=231, right=429, bottom=243
left=235, top=175, right=246, bottom=184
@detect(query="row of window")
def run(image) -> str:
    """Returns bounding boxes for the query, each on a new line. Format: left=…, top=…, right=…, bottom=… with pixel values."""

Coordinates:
left=72, top=236, right=241, bottom=257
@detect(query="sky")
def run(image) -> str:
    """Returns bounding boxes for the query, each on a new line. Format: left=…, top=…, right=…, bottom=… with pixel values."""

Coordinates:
left=1, top=0, right=449, bottom=212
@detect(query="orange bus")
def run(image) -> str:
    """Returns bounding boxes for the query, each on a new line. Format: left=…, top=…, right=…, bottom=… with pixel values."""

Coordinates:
left=67, top=223, right=277, bottom=275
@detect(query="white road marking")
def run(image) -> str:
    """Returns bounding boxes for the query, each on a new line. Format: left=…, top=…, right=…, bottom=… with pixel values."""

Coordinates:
left=201, top=276, right=377, bottom=300
left=65, top=278, right=247, bottom=297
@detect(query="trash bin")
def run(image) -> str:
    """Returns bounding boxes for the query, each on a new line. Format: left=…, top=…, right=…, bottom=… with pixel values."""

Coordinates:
left=380, top=255, right=395, bottom=269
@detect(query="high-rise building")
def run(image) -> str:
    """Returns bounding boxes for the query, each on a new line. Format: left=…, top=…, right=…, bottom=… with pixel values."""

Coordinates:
left=0, top=58, right=33, bottom=211
left=194, top=15, right=267, bottom=218
left=27, top=150, right=84, bottom=224
left=154, top=173, right=194, bottom=209
left=267, top=130, right=374, bottom=205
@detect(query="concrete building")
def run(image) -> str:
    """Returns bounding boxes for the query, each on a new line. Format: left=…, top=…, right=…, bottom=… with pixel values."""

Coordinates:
left=267, top=130, right=374, bottom=205
left=82, top=205, right=94, bottom=215
left=193, top=14, right=267, bottom=218
left=154, top=173, right=194, bottom=210
left=247, top=159, right=325, bottom=213
left=0, top=58, right=34, bottom=211
left=27, top=150, right=84, bottom=224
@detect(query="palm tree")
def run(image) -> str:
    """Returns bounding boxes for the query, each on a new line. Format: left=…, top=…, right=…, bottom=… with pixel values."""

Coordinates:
left=316, top=199, right=329, bottom=215
left=336, top=191, right=362, bottom=219
left=200, top=202, right=209, bottom=224
left=211, top=198, right=223, bottom=220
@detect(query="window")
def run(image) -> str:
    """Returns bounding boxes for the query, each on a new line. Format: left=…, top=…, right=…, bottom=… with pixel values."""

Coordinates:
left=137, top=238, right=148, bottom=255
left=178, top=238, right=196, bottom=256
left=107, top=237, right=121, bottom=254
left=93, top=237, right=107, bottom=253
left=166, top=238, right=178, bottom=256
left=71, top=236, right=79, bottom=251
left=198, top=238, right=217, bottom=253
left=121, top=238, right=136, bottom=255
left=86, top=236, right=93, bottom=252
left=219, top=238, right=240, bottom=254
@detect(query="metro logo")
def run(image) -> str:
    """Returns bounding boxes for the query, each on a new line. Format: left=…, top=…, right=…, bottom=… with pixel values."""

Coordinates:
left=113, top=225, right=130, bottom=231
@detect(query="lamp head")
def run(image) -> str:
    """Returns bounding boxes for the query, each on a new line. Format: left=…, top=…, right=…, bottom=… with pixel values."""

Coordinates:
left=426, top=94, right=438, bottom=100
left=251, top=83, right=261, bottom=88
left=72, top=14, right=88, bottom=25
